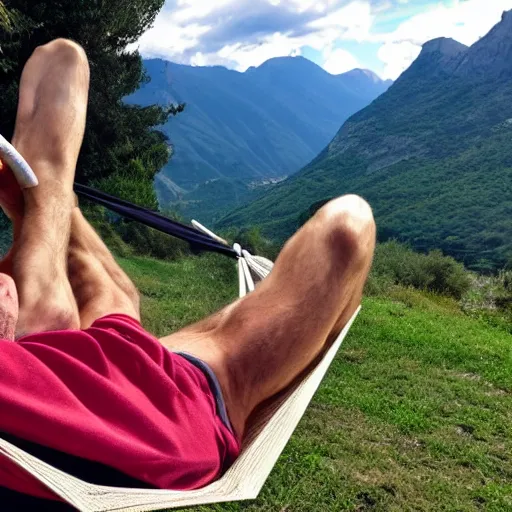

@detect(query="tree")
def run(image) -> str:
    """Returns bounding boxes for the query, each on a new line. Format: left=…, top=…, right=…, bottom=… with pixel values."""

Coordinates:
left=0, top=0, right=182, bottom=208
left=0, top=2, right=10, bottom=30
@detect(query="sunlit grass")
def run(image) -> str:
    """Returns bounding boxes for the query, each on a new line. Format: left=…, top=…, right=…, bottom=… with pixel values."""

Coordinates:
left=120, top=255, right=512, bottom=512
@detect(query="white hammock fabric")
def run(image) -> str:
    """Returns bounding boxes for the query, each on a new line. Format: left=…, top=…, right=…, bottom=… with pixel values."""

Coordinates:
left=0, top=140, right=361, bottom=511
left=0, top=134, right=38, bottom=188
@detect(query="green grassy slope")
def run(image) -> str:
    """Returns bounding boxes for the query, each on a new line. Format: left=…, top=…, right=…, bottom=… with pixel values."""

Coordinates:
left=217, top=16, right=512, bottom=271
left=120, top=255, right=512, bottom=512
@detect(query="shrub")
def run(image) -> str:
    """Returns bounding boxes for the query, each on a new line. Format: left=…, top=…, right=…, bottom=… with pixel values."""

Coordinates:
left=422, top=249, right=472, bottom=299
left=460, top=270, right=512, bottom=332
left=494, top=270, right=512, bottom=311
left=95, top=170, right=159, bottom=211
left=116, top=221, right=190, bottom=260
left=83, top=202, right=190, bottom=261
left=364, top=272, right=394, bottom=297
left=371, top=241, right=471, bottom=299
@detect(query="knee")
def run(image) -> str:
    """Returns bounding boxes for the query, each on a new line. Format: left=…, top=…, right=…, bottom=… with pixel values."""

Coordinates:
left=315, top=195, right=376, bottom=257
left=34, top=38, right=89, bottom=74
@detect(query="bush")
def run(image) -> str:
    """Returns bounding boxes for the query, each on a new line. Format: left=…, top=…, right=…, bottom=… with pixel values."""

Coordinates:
left=422, top=249, right=472, bottom=299
left=371, top=241, right=471, bottom=299
left=221, top=226, right=281, bottom=261
left=83, top=202, right=190, bottom=261
left=95, top=170, right=159, bottom=210
left=491, top=270, right=512, bottom=311
left=364, top=272, right=394, bottom=297
left=460, top=270, right=512, bottom=332
left=116, top=221, right=190, bottom=260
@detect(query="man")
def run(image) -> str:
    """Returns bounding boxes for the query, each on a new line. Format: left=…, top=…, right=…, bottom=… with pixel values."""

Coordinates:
left=0, top=39, right=375, bottom=506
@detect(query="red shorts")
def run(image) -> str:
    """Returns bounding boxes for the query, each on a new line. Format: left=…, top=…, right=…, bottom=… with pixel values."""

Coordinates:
left=0, top=314, right=240, bottom=501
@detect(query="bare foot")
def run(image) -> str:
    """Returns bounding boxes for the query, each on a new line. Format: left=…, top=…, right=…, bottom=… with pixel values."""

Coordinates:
left=7, top=39, right=90, bottom=336
left=0, top=160, right=79, bottom=336
left=12, top=39, right=89, bottom=205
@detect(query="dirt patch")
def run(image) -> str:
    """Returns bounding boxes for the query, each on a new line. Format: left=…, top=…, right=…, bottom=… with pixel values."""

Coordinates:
left=455, top=372, right=481, bottom=382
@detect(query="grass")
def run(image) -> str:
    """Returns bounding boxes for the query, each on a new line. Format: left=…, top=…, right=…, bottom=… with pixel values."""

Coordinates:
left=118, top=253, right=237, bottom=336
left=119, top=255, right=511, bottom=512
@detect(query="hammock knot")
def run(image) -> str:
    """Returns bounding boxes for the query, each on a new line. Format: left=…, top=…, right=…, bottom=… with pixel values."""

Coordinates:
left=233, top=243, right=242, bottom=258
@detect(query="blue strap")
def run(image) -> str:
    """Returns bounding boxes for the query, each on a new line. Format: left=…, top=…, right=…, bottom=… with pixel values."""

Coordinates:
left=74, top=183, right=238, bottom=259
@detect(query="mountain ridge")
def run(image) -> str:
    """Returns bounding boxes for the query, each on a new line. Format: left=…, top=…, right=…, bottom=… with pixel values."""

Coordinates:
left=246, top=55, right=386, bottom=80
left=217, top=11, right=512, bottom=271
left=126, top=56, right=391, bottom=216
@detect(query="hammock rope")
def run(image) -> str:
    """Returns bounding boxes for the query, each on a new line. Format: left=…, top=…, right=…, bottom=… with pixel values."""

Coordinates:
left=74, top=183, right=238, bottom=259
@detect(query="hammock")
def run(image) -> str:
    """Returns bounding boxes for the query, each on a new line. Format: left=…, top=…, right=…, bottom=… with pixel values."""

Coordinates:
left=0, top=135, right=361, bottom=511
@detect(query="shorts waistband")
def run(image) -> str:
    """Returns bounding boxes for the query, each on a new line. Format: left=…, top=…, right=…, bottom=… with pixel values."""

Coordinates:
left=174, top=352, right=234, bottom=435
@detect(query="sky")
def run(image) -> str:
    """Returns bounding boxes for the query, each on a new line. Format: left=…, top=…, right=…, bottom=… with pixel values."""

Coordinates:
left=130, top=0, right=512, bottom=80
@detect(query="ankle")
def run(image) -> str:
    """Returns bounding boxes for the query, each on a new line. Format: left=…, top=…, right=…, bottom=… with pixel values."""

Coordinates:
left=16, top=279, right=80, bottom=335
left=23, top=179, right=75, bottom=215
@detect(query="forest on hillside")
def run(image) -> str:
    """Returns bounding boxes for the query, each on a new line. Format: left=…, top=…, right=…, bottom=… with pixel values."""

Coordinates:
left=217, top=35, right=512, bottom=273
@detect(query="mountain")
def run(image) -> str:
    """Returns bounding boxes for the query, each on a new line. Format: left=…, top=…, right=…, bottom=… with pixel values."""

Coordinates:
left=126, top=57, right=391, bottom=220
left=217, top=12, right=512, bottom=272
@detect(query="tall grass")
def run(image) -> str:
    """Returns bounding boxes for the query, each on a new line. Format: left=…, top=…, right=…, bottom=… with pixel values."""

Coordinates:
left=364, top=241, right=512, bottom=332
left=461, top=270, right=512, bottom=332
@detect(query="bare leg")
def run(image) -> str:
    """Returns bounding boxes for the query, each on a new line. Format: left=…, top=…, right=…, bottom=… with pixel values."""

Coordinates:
left=160, top=195, right=376, bottom=438
left=67, top=206, right=140, bottom=329
left=4, top=41, right=374, bottom=443
left=0, top=39, right=138, bottom=331
left=4, top=39, right=90, bottom=335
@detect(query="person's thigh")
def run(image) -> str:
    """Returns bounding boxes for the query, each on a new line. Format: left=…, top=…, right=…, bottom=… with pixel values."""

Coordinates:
left=160, top=195, right=376, bottom=438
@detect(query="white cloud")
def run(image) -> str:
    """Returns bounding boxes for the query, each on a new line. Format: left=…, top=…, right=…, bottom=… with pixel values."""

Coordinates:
left=127, top=7, right=211, bottom=60
left=131, top=0, right=512, bottom=80
left=216, top=32, right=304, bottom=70
left=173, top=0, right=237, bottom=22
left=379, top=0, right=512, bottom=46
left=131, top=0, right=375, bottom=70
left=309, top=1, right=374, bottom=42
left=186, top=32, right=306, bottom=70
left=374, top=0, right=512, bottom=79
left=323, top=47, right=360, bottom=74
left=377, top=41, right=420, bottom=79
left=288, top=0, right=319, bottom=13
left=373, top=0, right=393, bottom=14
